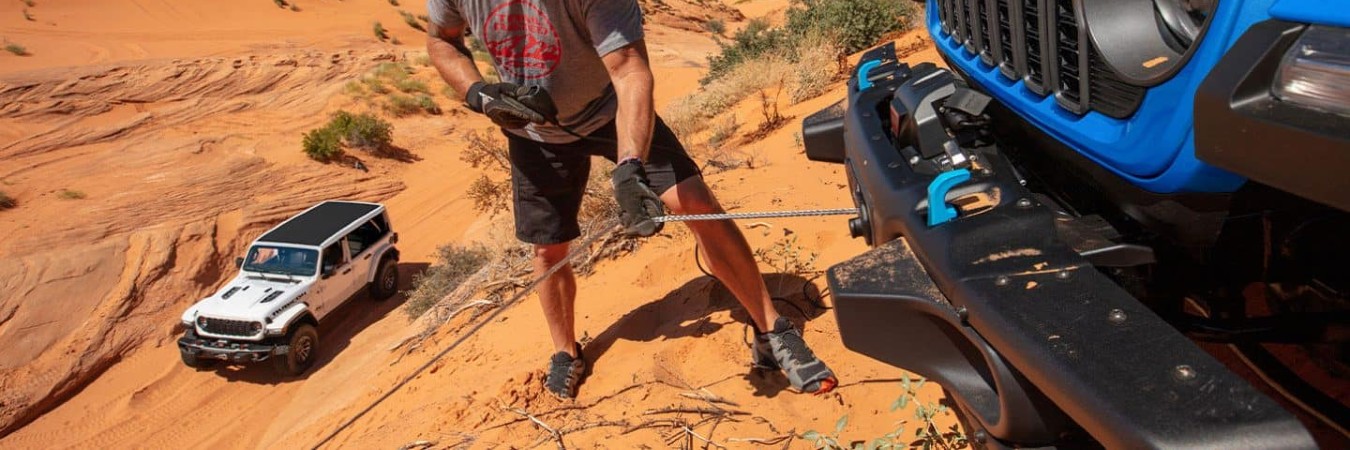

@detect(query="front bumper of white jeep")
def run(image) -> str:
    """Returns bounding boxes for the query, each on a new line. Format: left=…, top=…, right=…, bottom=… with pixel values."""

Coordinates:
left=178, top=332, right=288, bottom=363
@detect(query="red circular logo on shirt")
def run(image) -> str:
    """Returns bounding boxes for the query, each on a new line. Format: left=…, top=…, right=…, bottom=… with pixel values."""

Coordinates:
left=483, top=1, right=562, bottom=80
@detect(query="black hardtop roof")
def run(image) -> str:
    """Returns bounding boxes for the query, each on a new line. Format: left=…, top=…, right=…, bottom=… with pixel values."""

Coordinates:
left=257, top=201, right=382, bottom=247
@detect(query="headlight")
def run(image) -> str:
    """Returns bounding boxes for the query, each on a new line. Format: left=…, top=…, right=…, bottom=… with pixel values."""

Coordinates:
left=1273, top=26, right=1350, bottom=117
left=250, top=322, right=263, bottom=334
left=196, top=316, right=208, bottom=328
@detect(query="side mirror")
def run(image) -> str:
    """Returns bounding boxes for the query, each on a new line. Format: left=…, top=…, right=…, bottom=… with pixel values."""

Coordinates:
left=235, top=257, right=245, bottom=268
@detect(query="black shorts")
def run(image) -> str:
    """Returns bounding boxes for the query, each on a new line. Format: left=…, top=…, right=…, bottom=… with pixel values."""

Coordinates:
left=505, top=116, right=701, bottom=245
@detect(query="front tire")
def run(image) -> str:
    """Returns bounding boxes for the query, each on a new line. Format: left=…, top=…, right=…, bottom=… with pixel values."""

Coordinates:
left=369, top=256, right=399, bottom=301
left=272, top=323, right=318, bottom=376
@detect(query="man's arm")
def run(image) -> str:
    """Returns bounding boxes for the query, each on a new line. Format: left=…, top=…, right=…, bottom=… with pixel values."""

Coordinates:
left=426, top=23, right=484, bottom=100
left=601, top=40, right=656, bottom=163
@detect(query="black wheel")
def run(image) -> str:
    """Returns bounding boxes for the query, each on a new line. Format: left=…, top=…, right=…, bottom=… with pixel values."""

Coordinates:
left=369, top=256, right=399, bottom=301
left=272, top=323, right=318, bottom=376
left=180, top=349, right=218, bottom=370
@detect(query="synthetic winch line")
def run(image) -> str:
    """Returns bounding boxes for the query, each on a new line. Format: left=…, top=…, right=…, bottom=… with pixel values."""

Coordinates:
left=653, top=208, right=858, bottom=222
left=311, top=206, right=854, bottom=448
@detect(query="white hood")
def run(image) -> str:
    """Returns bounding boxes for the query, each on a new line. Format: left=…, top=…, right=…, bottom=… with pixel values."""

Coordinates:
left=186, top=274, right=312, bottom=323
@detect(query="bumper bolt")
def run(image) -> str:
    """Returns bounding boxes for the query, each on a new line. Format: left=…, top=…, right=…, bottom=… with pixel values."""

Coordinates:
left=1108, top=308, right=1127, bottom=324
left=1056, top=270, right=1072, bottom=280
left=1174, top=364, right=1197, bottom=381
left=995, top=276, right=1010, bottom=286
left=1016, top=198, right=1033, bottom=208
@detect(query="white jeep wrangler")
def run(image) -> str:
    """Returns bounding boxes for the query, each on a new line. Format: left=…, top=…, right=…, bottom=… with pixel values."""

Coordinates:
left=178, top=200, right=400, bottom=376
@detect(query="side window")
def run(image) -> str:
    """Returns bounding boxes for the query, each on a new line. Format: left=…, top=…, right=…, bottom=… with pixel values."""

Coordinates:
left=321, top=242, right=346, bottom=274
left=346, top=218, right=387, bottom=259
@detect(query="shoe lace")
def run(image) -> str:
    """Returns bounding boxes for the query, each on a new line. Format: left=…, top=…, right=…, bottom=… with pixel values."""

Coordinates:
left=776, top=330, right=816, bottom=366
left=547, top=354, right=577, bottom=388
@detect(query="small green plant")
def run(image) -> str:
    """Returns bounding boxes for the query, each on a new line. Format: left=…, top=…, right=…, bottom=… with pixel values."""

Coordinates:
left=362, top=76, right=391, bottom=94
left=393, top=77, right=429, bottom=94
left=404, top=244, right=492, bottom=319
left=57, top=189, right=86, bottom=200
left=302, top=126, right=343, bottom=162
left=399, top=10, right=425, bottom=31
left=5, top=43, right=30, bottom=56
left=755, top=234, right=818, bottom=276
left=373, top=21, right=389, bottom=41
left=703, top=18, right=726, bottom=35
left=384, top=94, right=420, bottom=116
left=413, top=53, right=432, bottom=67
left=0, top=191, right=15, bottom=210
left=373, top=61, right=411, bottom=79
left=413, top=93, right=441, bottom=114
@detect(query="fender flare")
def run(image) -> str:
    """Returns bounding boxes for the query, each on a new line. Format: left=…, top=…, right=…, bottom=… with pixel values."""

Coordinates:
left=365, top=243, right=400, bottom=283
left=265, top=302, right=313, bottom=336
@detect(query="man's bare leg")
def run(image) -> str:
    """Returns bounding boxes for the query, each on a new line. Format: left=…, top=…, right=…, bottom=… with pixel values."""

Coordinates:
left=659, top=177, right=779, bottom=332
left=534, top=242, right=579, bottom=357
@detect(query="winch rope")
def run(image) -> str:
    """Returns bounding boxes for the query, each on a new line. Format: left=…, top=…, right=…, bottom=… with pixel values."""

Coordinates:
left=311, top=206, right=854, bottom=449
left=655, top=208, right=858, bottom=223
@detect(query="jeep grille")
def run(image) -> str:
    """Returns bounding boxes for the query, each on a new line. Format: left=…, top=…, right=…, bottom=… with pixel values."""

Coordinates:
left=936, top=0, right=1145, bottom=118
left=199, top=317, right=257, bottom=337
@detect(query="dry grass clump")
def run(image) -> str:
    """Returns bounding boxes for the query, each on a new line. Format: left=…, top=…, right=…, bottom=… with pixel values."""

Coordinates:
left=57, top=189, right=86, bottom=200
left=5, top=43, right=29, bottom=56
left=664, top=57, right=791, bottom=141
left=404, top=244, right=492, bottom=319
left=399, top=10, right=425, bottom=32
left=345, top=62, right=443, bottom=116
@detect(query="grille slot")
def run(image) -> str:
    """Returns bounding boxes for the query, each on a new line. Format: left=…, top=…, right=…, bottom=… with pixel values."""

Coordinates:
left=936, top=0, right=1144, bottom=117
left=200, top=317, right=256, bottom=337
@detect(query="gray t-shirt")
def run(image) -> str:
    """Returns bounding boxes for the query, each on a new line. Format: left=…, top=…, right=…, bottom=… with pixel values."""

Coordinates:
left=428, top=0, right=644, bottom=143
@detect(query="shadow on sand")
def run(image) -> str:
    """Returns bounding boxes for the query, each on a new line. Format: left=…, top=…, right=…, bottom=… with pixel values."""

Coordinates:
left=584, top=272, right=829, bottom=398
left=213, top=261, right=429, bottom=384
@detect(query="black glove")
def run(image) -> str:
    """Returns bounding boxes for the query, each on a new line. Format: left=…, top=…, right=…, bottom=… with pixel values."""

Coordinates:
left=465, top=81, right=545, bottom=130
left=611, top=159, right=665, bottom=237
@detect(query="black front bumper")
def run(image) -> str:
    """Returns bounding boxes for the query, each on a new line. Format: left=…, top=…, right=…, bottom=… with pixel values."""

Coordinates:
left=814, top=43, right=1315, bottom=448
left=178, top=334, right=285, bottom=363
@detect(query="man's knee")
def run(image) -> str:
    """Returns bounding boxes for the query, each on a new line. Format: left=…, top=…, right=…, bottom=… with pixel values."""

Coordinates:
left=663, top=177, right=724, bottom=215
left=533, top=242, right=570, bottom=266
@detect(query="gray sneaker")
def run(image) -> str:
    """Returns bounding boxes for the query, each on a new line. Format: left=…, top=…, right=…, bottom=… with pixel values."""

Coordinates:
left=752, top=317, right=838, bottom=394
left=545, top=344, right=586, bottom=399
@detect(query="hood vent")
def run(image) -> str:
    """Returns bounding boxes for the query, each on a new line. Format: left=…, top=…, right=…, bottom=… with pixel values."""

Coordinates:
left=261, top=290, right=285, bottom=303
left=221, top=287, right=241, bottom=300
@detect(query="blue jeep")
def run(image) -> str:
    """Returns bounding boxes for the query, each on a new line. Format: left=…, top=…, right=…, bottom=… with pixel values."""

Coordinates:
left=805, top=0, right=1348, bottom=447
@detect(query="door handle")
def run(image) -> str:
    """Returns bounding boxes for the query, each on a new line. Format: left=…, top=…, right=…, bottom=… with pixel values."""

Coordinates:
left=342, top=268, right=352, bottom=275
left=363, top=253, right=372, bottom=260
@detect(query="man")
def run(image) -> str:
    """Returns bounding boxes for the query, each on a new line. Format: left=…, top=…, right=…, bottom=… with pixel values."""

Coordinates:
left=426, top=0, right=836, bottom=399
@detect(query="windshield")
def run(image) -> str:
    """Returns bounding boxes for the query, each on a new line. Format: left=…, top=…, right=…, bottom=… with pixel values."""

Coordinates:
left=242, top=245, right=318, bottom=277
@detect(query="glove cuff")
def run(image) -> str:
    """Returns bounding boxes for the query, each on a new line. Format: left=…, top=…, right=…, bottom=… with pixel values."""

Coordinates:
left=465, top=81, right=487, bottom=113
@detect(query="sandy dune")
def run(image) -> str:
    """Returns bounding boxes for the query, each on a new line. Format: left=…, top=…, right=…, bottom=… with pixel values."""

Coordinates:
left=0, top=0, right=955, bottom=448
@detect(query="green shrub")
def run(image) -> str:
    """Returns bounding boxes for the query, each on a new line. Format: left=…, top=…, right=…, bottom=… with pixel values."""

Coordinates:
left=373, top=21, right=389, bottom=41
left=0, top=191, right=15, bottom=210
left=362, top=77, right=390, bottom=94
left=702, top=18, right=726, bottom=35
left=373, top=61, right=411, bottom=80
left=302, top=126, right=343, bottom=162
left=384, top=94, right=421, bottom=117
left=399, top=10, right=425, bottom=32
left=704, top=18, right=787, bottom=83
left=393, top=77, right=429, bottom=94
left=413, top=93, right=441, bottom=115
left=5, top=44, right=29, bottom=56
left=785, top=0, right=912, bottom=55
left=330, top=111, right=394, bottom=151
left=702, top=0, right=913, bottom=84
left=57, top=189, right=86, bottom=200
left=404, top=244, right=493, bottom=319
